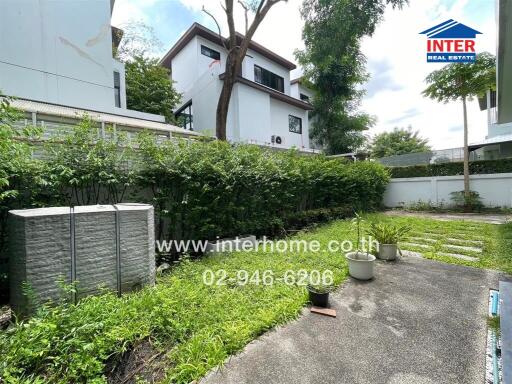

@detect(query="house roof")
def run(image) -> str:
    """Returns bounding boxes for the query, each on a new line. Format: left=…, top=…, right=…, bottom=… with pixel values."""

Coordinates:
left=160, top=23, right=296, bottom=70
left=419, top=19, right=482, bottom=39
left=219, top=73, right=313, bottom=110
left=11, top=98, right=201, bottom=137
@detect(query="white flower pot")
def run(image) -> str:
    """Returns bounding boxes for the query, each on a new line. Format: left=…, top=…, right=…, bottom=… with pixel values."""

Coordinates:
left=378, top=244, right=398, bottom=261
left=345, top=252, right=376, bottom=280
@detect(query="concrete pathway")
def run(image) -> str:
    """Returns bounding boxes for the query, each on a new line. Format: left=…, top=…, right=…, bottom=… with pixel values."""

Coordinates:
left=201, top=257, right=509, bottom=384
left=384, top=210, right=511, bottom=224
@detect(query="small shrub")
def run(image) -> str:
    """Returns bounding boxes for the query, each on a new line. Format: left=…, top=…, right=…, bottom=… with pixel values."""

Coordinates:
left=367, top=222, right=411, bottom=244
left=450, top=190, right=484, bottom=211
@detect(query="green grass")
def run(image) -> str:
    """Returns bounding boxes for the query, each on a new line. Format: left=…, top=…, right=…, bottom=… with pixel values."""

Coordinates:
left=1, top=213, right=511, bottom=383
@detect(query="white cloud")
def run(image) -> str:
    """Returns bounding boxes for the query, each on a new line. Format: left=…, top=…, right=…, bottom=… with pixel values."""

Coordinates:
left=111, top=0, right=152, bottom=26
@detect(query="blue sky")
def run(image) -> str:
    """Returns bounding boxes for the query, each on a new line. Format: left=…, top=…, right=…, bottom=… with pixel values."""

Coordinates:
left=112, top=0, right=497, bottom=150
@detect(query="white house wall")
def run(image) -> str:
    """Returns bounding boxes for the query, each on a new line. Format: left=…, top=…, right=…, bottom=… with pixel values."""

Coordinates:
left=171, top=36, right=200, bottom=95
left=0, top=0, right=116, bottom=112
left=270, top=99, right=309, bottom=149
left=236, top=83, right=271, bottom=144
left=290, top=83, right=314, bottom=101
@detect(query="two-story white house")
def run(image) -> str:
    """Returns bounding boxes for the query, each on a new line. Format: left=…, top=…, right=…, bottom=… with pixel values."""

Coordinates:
left=160, top=23, right=316, bottom=151
left=0, top=0, right=198, bottom=141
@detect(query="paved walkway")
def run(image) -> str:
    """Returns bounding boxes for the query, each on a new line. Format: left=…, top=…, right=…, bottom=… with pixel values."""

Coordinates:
left=384, top=210, right=511, bottom=224
left=201, top=257, right=509, bottom=384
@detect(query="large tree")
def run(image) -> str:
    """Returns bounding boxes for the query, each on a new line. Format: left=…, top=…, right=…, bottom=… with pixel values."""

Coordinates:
left=205, top=0, right=287, bottom=141
left=125, top=56, right=181, bottom=123
left=296, top=0, right=408, bottom=154
left=369, top=127, right=431, bottom=158
left=423, top=52, right=496, bottom=205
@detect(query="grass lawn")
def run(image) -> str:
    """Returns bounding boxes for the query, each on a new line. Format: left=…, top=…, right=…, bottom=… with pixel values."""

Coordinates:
left=1, top=213, right=511, bottom=383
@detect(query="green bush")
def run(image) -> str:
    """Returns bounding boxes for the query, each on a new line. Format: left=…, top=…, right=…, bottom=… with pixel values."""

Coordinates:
left=450, top=190, right=484, bottom=211
left=389, top=158, right=512, bottom=178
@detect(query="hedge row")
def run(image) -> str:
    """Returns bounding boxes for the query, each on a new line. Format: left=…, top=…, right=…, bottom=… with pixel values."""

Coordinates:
left=136, top=134, right=390, bottom=241
left=389, top=158, right=512, bottom=178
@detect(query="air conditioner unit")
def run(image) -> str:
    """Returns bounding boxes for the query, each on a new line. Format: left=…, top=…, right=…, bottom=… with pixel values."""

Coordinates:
left=271, top=135, right=284, bottom=145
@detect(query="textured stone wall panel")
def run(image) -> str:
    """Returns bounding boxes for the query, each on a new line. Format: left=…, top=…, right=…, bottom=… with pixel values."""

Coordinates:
left=74, top=205, right=117, bottom=299
left=116, top=204, right=155, bottom=291
left=9, top=207, right=71, bottom=313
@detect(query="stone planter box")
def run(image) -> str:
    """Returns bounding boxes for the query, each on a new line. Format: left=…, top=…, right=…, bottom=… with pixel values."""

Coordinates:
left=8, top=204, right=155, bottom=314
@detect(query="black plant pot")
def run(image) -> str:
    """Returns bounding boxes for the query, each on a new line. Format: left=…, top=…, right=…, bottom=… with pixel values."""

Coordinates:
left=308, top=288, right=329, bottom=308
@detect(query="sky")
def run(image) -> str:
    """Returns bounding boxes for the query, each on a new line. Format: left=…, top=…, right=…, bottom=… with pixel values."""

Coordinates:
left=112, top=0, right=497, bottom=150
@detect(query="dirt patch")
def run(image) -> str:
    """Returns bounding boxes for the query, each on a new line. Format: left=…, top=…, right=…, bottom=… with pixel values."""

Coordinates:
left=106, top=338, right=169, bottom=384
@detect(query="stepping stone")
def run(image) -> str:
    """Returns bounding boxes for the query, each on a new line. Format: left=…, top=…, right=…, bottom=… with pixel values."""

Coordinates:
left=445, top=238, right=484, bottom=246
left=408, top=236, right=438, bottom=244
left=400, top=250, right=423, bottom=258
left=400, top=242, right=432, bottom=250
left=442, top=244, right=482, bottom=253
left=438, top=252, right=479, bottom=262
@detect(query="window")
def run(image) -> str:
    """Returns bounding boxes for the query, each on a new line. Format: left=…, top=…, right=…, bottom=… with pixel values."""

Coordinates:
left=254, top=65, right=284, bottom=93
left=113, top=71, right=121, bottom=108
left=300, top=93, right=310, bottom=102
left=289, top=115, right=302, bottom=134
left=201, top=45, right=220, bottom=60
left=175, top=102, right=193, bottom=130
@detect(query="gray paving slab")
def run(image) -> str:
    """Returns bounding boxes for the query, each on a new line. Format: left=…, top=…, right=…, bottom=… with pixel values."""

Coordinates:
left=400, top=242, right=432, bottom=250
left=442, top=243, right=482, bottom=253
left=384, top=210, right=511, bottom=224
left=202, top=257, right=509, bottom=384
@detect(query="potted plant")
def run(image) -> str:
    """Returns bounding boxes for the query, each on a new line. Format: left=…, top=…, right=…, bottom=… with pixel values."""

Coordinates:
left=345, top=212, right=376, bottom=280
left=307, top=283, right=333, bottom=307
left=368, top=222, right=411, bottom=261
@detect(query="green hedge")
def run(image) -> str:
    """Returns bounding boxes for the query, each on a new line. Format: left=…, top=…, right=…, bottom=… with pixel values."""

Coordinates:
left=136, top=135, right=390, bottom=241
left=389, top=158, right=512, bottom=178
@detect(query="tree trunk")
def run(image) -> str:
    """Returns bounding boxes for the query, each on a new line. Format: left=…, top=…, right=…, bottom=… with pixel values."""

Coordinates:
left=215, top=57, right=238, bottom=141
left=462, top=96, right=470, bottom=209
left=213, top=0, right=284, bottom=141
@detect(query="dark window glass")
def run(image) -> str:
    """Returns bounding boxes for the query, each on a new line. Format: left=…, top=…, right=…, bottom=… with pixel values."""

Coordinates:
left=113, top=71, right=121, bottom=108
left=254, top=65, right=284, bottom=93
left=175, top=102, right=193, bottom=130
left=289, top=115, right=302, bottom=134
left=300, top=93, right=310, bottom=102
left=201, top=45, right=220, bottom=60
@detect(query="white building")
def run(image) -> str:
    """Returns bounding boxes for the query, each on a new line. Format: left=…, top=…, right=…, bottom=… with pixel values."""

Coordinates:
left=160, top=23, right=316, bottom=152
left=0, top=0, right=198, bottom=140
left=471, top=0, right=512, bottom=159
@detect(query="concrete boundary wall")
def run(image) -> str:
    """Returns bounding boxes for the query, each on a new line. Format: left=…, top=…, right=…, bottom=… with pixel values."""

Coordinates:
left=384, top=173, right=512, bottom=208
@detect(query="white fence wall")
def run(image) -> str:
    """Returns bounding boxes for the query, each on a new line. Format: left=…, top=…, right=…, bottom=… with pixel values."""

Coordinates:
left=384, top=173, right=512, bottom=208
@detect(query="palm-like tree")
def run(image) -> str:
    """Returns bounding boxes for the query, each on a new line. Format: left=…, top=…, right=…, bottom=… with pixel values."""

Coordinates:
left=423, top=52, right=496, bottom=209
